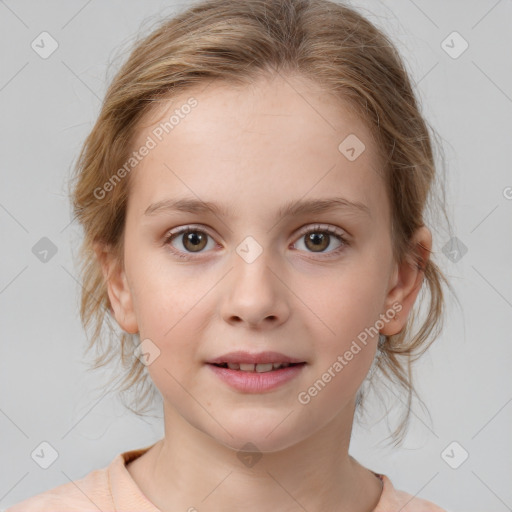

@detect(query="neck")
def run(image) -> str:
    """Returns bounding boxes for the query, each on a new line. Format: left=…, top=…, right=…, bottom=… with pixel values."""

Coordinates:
left=128, top=401, right=383, bottom=512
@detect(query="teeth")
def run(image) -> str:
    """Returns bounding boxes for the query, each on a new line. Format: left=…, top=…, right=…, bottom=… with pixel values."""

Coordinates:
left=255, top=363, right=273, bottom=373
left=223, top=362, right=294, bottom=372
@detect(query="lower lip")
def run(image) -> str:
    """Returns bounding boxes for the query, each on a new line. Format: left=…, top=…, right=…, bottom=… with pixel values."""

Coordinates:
left=206, top=363, right=306, bottom=393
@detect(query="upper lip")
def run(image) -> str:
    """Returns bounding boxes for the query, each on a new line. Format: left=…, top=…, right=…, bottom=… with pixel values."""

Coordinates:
left=207, top=351, right=306, bottom=365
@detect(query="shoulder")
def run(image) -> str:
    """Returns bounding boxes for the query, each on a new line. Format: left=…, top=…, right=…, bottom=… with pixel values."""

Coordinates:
left=4, top=462, right=114, bottom=512
left=375, top=474, right=448, bottom=512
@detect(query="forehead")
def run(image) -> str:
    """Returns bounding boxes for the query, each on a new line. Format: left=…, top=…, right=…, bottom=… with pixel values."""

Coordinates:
left=128, top=73, right=387, bottom=222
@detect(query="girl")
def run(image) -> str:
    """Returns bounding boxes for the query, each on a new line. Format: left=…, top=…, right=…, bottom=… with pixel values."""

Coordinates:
left=7, top=0, right=455, bottom=510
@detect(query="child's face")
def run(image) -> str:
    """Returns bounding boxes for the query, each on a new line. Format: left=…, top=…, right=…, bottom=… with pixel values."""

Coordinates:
left=105, top=73, right=423, bottom=451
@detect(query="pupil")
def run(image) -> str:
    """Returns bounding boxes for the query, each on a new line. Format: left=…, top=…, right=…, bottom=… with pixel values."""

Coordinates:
left=307, top=233, right=328, bottom=251
left=185, top=231, right=206, bottom=252
left=188, top=233, right=200, bottom=245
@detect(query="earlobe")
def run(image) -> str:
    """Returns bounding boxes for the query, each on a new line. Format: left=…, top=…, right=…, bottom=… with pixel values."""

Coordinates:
left=93, top=242, right=139, bottom=334
left=380, top=226, right=432, bottom=336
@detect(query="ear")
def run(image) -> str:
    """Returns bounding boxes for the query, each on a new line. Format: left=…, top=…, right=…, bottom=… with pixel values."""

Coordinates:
left=380, top=226, right=432, bottom=336
left=93, top=241, right=139, bottom=334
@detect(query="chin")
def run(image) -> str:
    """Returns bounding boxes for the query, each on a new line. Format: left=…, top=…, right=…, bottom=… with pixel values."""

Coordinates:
left=204, top=412, right=306, bottom=454
left=219, top=432, right=300, bottom=455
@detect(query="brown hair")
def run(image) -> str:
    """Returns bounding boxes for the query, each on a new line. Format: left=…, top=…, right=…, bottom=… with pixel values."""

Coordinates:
left=70, top=0, right=457, bottom=445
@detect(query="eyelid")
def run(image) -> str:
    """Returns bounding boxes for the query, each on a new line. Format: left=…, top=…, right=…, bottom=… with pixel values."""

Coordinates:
left=164, top=223, right=219, bottom=248
left=294, top=223, right=347, bottom=238
left=166, top=223, right=214, bottom=236
left=165, top=223, right=348, bottom=240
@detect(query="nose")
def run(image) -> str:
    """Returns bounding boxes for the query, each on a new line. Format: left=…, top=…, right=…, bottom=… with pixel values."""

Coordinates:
left=220, top=249, right=290, bottom=329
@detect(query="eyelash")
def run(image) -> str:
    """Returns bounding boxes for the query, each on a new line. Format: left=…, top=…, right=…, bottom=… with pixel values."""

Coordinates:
left=163, top=223, right=350, bottom=261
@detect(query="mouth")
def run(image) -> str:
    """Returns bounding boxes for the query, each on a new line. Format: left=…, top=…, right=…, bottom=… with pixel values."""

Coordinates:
left=206, top=358, right=307, bottom=392
left=209, top=362, right=306, bottom=373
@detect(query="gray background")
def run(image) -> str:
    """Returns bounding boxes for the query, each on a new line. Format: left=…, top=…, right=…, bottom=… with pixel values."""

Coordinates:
left=1, top=1, right=511, bottom=511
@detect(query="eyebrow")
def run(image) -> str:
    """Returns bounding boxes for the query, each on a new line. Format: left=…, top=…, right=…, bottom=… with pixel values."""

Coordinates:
left=144, top=196, right=371, bottom=220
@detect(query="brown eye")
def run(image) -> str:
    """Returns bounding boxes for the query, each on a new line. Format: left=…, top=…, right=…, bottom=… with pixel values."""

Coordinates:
left=293, top=224, right=349, bottom=258
left=164, top=227, right=216, bottom=258
left=181, top=231, right=208, bottom=252
left=304, top=232, right=330, bottom=252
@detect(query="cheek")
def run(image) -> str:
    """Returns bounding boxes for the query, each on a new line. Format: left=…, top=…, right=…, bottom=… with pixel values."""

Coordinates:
left=305, top=267, right=385, bottom=345
left=127, top=250, right=210, bottom=338
left=297, top=261, right=384, bottom=392
left=316, top=336, right=376, bottom=396
left=294, top=339, right=376, bottom=430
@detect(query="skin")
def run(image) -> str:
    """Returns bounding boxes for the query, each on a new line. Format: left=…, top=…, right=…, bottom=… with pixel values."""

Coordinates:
left=96, top=72, right=431, bottom=512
